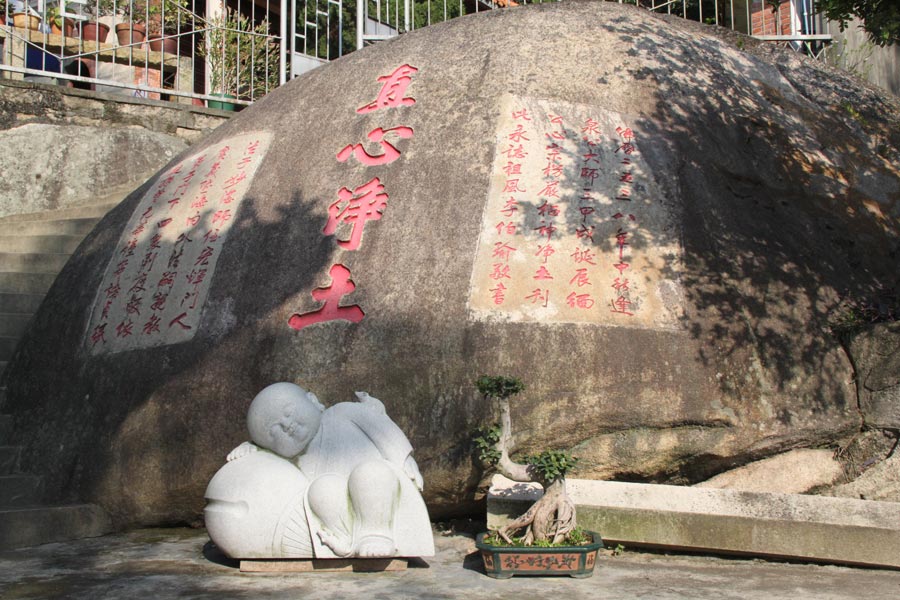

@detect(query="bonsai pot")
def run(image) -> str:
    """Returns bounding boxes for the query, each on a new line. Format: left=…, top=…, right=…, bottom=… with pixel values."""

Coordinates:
left=115, top=22, right=146, bottom=45
left=81, top=21, right=110, bottom=42
left=475, top=531, right=604, bottom=579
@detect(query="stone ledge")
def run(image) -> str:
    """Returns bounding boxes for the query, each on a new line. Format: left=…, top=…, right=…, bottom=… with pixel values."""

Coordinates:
left=487, top=476, right=900, bottom=569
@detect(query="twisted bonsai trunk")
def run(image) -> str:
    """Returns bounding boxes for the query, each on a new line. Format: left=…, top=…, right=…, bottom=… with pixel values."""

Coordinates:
left=494, top=396, right=576, bottom=545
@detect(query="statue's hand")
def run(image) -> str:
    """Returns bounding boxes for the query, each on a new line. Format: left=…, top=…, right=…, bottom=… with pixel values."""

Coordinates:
left=226, top=441, right=259, bottom=462
left=403, top=455, right=424, bottom=491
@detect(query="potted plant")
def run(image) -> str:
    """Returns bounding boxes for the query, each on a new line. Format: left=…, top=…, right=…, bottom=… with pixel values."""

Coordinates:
left=200, top=7, right=279, bottom=109
left=81, top=0, right=114, bottom=41
left=114, top=0, right=146, bottom=46
left=46, top=2, right=75, bottom=37
left=11, top=1, right=41, bottom=30
left=145, top=0, right=195, bottom=55
left=472, top=376, right=603, bottom=578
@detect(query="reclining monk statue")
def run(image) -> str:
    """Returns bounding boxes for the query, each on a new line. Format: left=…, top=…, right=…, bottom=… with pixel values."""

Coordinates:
left=205, top=382, right=435, bottom=559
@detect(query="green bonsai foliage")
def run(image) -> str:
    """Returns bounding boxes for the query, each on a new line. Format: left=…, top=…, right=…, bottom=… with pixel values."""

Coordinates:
left=476, top=375, right=525, bottom=400
left=526, top=450, right=579, bottom=483
left=473, top=424, right=501, bottom=466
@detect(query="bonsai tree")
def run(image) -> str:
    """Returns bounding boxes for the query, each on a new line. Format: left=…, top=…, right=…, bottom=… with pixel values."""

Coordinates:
left=475, top=376, right=579, bottom=545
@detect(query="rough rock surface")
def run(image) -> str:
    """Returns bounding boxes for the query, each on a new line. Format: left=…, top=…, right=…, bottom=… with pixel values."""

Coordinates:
left=2, top=1, right=899, bottom=527
left=843, top=322, right=900, bottom=430
left=694, top=449, right=843, bottom=494
left=825, top=453, right=900, bottom=502
left=0, top=123, right=186, bottom=217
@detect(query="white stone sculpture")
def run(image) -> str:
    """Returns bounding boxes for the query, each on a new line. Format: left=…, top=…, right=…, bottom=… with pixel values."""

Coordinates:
left=205, top=382, right=435, bottom=559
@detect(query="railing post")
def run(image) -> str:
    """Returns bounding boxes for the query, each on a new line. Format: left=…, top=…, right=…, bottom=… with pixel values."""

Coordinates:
left=280, top=0, right=288, bottom=84
left=357, top=0, right=365, bottom=50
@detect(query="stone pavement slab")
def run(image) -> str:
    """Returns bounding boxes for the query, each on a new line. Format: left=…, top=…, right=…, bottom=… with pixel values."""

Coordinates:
left=0, top=527, right=899, bottom=599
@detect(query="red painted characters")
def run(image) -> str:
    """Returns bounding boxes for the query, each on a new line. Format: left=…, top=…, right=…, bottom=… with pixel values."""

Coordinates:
left=290, top=64, right=420, bottom=331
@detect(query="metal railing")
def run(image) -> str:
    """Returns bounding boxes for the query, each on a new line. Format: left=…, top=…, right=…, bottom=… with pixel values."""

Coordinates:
left=0, top=0, right=831, bottom=106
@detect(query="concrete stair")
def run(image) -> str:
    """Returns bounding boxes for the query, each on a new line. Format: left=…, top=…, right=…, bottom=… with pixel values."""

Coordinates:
left=0, top=388, right=112, bottom=550
left=0, top=201, right=118, bottom=380
left=0, top=201, right=121, bottom=550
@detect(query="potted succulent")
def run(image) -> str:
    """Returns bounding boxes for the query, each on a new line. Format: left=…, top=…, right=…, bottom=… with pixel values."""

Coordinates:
left=200, top=7, right=279, bottom=109
left=472, top=376, right=603, bottom=579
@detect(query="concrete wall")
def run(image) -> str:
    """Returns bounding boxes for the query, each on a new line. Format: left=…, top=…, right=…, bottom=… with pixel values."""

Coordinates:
left=0, top=80, right=233, bottom=217
left=828, top=18, right=900, bottom=97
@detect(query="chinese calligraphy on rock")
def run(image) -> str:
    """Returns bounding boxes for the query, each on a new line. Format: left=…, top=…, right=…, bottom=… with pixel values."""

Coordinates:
left=87, top=133, right=271, bottom=353
left=468, top=96, right=683, bottom=329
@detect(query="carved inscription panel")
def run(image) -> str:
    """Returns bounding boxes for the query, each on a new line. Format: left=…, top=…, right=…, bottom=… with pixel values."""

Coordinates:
left=469, top=96, right=683, bottom=329
left=86, top=133, right=271, bottom=354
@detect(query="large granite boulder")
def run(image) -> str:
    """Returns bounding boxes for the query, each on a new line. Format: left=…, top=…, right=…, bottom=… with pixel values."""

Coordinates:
left=3, top=1, right=898, bottom=527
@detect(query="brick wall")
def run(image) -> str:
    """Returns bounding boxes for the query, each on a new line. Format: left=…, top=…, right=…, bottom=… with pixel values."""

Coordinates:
left=750, top=0, right=793, bottom=36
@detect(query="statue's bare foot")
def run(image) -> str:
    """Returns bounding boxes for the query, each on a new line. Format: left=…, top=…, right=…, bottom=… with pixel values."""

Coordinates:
left=355, top=534, right=397, bottom=557
left=317, top=528, right=353, bottom=558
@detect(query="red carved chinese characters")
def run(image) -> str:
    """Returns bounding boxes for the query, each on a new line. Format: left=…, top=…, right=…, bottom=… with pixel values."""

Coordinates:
left=323, top=178, right=389, bottom=251
left=90, top=135, right=266, bottom=352
left=356, top=64, right=419, bottom=114
left=292, top=65, right=419, bottom=331
left=288, top=264, right=365, bottom=330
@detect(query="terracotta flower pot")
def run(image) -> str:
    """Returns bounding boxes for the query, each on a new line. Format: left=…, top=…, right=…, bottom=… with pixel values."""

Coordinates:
left=148, top=36, right=177, bottom=55
left=12, top=12, right=41, bottom=30
left=81, top=21, right=111, bottom=42
left=51, top=20, right=76, bottom=37
left=115, top=22, right=146, bottom=46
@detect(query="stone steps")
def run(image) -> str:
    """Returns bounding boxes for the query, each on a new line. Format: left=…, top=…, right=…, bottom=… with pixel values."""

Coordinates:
left=0, top=272, right=59, bottom=295
left=0, top=445, right=20, bottom=474
left=0, top=314, right=31, bottom=338
left=0, top=389, right=111, bottom=550
left=0, top=199, right=119, bottom=550
left=0, top=252, right=71, bottom=274
left=0, top=202, right=118, bottom=381
left=0, top=475, right=42, bottom=506
left=0, top=217, right=99, bottom=237
left=0, top=293, right=45, bottom=314
left=0, top=201, right=120, bottom=224
left=0, top=234, right=86, bottom=255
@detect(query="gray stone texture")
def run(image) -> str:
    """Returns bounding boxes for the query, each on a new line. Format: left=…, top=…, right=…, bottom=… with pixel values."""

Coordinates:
left=2, top=2, right=899, bottom=528
left=4, top=527, right=900, bottom=599
left=826, top=453, right=900, bottom=503
left=695, top=449, right=843, bottom=494
left=0, top=123, right=186, bottom=217
left=845, top=322, right=900, bottom=429
left=0, top=80, right=232, bottom=218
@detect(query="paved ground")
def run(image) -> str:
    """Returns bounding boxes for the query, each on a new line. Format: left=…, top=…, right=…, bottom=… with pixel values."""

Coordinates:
left=1, top=526, right=899, bottom=599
